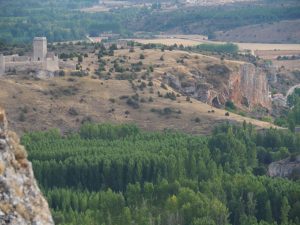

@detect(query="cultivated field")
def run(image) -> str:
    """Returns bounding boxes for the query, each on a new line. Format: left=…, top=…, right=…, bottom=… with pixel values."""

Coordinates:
left=129, top=35, right=300, bottom=52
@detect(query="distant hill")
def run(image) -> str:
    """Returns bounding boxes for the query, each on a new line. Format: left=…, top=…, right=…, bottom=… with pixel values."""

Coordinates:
left=215, top=20, right=300, bottom=44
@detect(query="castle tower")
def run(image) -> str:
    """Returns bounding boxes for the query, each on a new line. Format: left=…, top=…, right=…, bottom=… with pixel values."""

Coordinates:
left=33, top=37, right=47, bottom=61
left=0, top=54, right=5, bottom=75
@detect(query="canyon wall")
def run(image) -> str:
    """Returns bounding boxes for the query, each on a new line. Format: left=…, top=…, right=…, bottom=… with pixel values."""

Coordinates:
left=0, top=108, right=54, bottom=225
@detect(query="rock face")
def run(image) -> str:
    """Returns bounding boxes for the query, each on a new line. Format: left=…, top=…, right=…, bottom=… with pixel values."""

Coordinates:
left=229, top=63, right=271, bottom=109
left=268, top=156, right=300, bottom=179
left=163, top=62, right=271, bottom=110
left=0, top=108, right=54, bottom=224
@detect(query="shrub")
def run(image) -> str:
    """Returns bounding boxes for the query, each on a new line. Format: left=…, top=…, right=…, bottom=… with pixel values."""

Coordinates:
left=195, top=117, right=201, bottom=123
left=58, top=70, right=65, bottom=76
left=225, top=101, right=236, bottom=111
left=164, top=92, right=177, bottom=101
left=18, top=112, right=26, bottom=122
left=126, top=98, right=140, bottom=109
left=68, top=107, right=79, bottom=116
left=71, top=70, right=88, bottom=77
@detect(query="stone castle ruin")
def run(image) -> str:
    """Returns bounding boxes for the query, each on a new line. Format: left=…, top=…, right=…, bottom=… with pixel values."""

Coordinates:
left=0, top=37, right=59, bottom=76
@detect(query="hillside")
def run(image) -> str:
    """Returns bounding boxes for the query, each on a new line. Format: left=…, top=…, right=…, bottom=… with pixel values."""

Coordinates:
left=215, top=19, right=300, bottom=44
left=0, top=47, right=276, bottom=135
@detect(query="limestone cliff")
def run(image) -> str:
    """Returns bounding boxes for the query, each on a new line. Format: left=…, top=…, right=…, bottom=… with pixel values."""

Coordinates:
left=0, top=108, right=54, bottom=224
left=163, top=61, right=271, bottom=110
left=229, top=63, right=271, bottom=109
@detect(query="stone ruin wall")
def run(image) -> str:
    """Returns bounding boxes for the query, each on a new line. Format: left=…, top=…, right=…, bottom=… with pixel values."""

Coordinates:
left=0, top=56, right=59, bottom=74
left=45, top=57, right=59, bottom=71
left=5, top=61, right=44, bottom=73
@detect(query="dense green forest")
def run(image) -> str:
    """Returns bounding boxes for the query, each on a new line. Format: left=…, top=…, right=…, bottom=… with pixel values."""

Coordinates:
left=0, top=0, right=124, bottom=44
left=22, top=123, right=300, bottom=225
left=1, top=0, right=300, bottom=44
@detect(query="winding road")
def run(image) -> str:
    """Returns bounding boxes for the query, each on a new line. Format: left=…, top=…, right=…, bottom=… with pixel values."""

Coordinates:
left=286, top=84, right=300, bottom=98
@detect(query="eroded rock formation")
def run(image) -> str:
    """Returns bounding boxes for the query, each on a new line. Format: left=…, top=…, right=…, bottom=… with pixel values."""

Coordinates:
left=229, top=63, right=271, bottom=109
left=0, top=108, right=54, bottom=224
left=163, top=61, right=271, bottom=110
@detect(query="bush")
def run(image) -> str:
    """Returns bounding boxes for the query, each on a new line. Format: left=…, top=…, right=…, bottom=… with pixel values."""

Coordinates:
left=225, top=101, right=236, bottom=111
left=68, top=107, right=79, bottom=116
left=71, top=70, right=88, bottom=77
left=164, top=92, right=177, bottom=101
left=58, top=70, right=65, bottom=77
left=126, top=98, right=140, bottom=109
left=18, top=112, right=26, bottom=122
left=151, top=107, right=181, bottom=116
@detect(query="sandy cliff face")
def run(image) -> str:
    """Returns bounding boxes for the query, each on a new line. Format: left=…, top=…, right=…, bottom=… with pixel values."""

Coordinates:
left=0, top=108, right=54, bottom=225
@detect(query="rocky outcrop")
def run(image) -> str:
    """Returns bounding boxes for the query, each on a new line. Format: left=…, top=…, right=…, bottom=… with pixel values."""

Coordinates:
left=229, top=63, right=271, bottom=109
left=0, top=108, right=54, bottom=224
left=163, top=62, right=271, bottom=110
left=268, top=156, right=300, bottom=179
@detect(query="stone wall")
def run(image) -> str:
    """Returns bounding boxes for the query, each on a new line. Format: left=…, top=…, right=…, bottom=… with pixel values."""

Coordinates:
left=46, top=57, right=59, bottom=72
left=5, top=61, right=44, bottom=73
